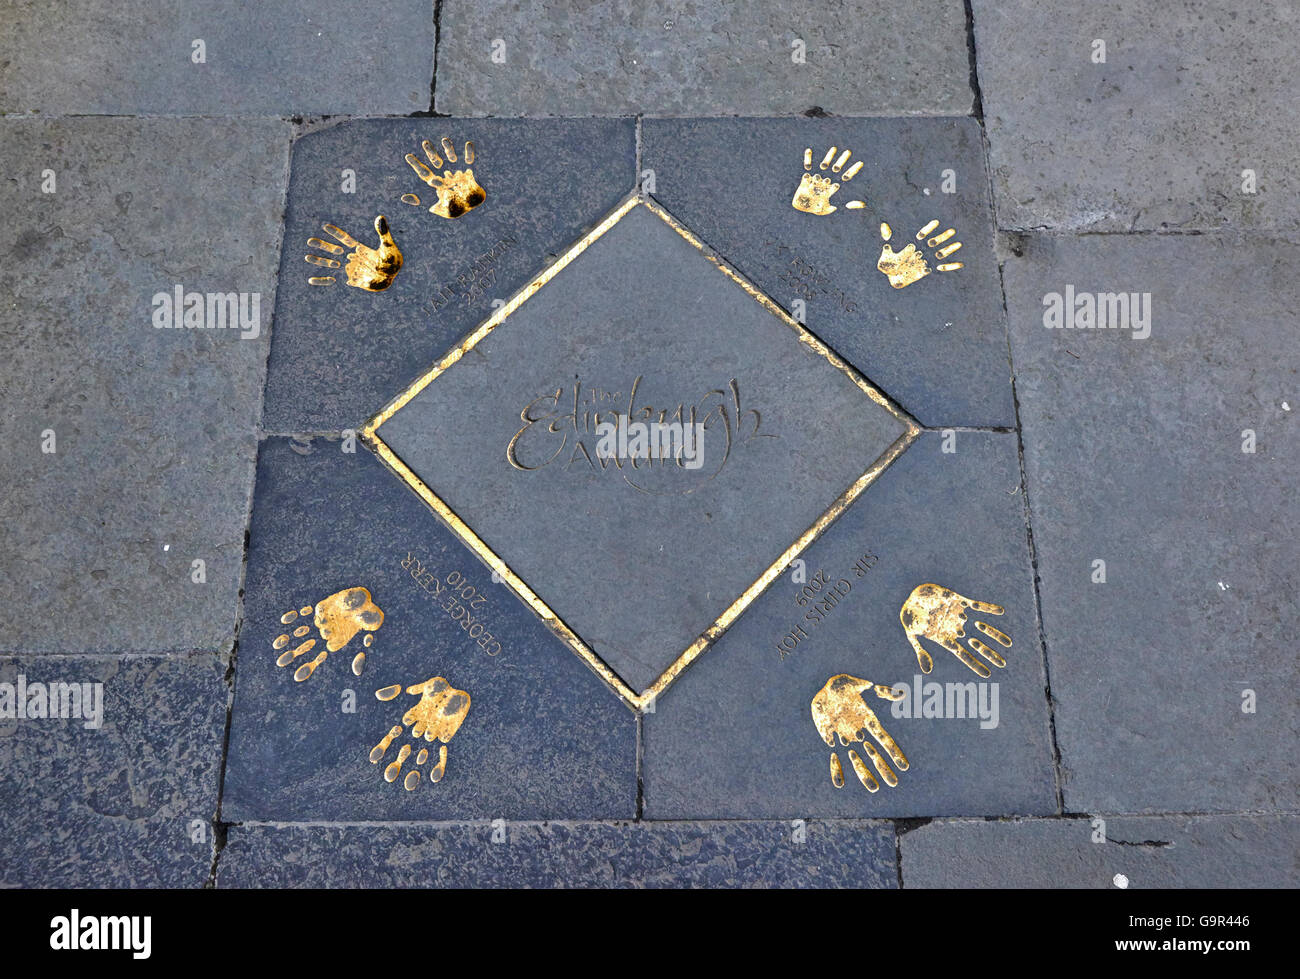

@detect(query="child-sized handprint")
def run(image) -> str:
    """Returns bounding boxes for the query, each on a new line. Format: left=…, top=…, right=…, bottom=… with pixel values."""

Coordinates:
left=273, top=586, right=385, bottom=681
left=403, top=137, right=486, bottom=219
left=899, top=582, right=1012, bottom=678
left=370, top=676, right=471, bottom=790
left=810, top=674, right=909, bottom=793
left=791, top=145, right=866, bottom=215
left=305, top=216, right=403, bottom=291
left=876, top=220, right=963, bottom=288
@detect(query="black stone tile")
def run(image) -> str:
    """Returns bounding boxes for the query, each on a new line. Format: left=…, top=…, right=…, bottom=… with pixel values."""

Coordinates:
left=262, top=118, right=637, bottom=432
left=642, top=117, right=1014, bottom=428
left=643, top=432, right=1056, bottom=818
left=222, top=437, right=636, bottom=821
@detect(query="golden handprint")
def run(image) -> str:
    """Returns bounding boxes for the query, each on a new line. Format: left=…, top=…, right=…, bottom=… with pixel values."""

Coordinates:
left=403, top=136, right=486, bottom=219
left=370, top=676, right=471, bottom=790
left=272, top=586, right=385, bottom=681
left=305, top=216, right=403, bottom=291
left=899, top=583, right=1012, bottom=678
left=876, top=220, right=964, bottom=288
left=811, top=674, right=909, bottom=793
left=791, top=145, right=866, bottom=215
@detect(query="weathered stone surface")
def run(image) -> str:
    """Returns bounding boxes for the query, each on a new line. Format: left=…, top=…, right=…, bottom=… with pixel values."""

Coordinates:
left=218, top=819, right=897, bottom=887
left=0, top=655, right=226, bottom=887
left=437, top=0, right=973, bottom=116
left=0, top=1, right=433, bottom=114
left=222, top=437, right=636, bottom=821
left=0, top=118, right=288, bottom=655
left=902, top=815, right=1300, bottom=888
left=1004, top=232, right=1300, bottom=813
left=974, top=0, right=1300, bottom=231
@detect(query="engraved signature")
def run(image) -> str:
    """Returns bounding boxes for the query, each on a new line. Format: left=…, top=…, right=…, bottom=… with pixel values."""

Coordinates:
left=506, top=376, right=776, bottom=495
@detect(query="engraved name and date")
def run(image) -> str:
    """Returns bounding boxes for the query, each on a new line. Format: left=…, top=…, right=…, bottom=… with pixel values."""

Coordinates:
left=764, top=238, right=858, bottom=315
left=401, top=553, right=503, bottom=657
left=776, top=551, right=879, bottom=660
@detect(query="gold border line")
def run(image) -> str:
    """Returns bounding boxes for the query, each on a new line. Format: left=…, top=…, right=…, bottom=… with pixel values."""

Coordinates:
left=366, top=194, right=641, bottom=432
left=640, top=197, right=916, bottom=429
left=363, top=193, right=920, bottom=712
left=365, top=431, right=638, bottom=705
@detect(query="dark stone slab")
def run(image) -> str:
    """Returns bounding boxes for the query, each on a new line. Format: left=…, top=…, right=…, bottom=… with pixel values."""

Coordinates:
left=262, top=118, right=636, bottom=433
left=0, top=655, right=225, bottom=887
left=436, top=0, right=973, bottom=116
left=0, top=1, right=433, bottom=114
left=218, top=819, right=897, bottom=887
left=642, top=117, right=1014, bottom=428
left=222, top=437, right=636, bottom=821
left=643, top=432, right=1056, bottom=818
left=0, top=118, right=288, bottom=655
left=376, top=201, right=911, bottom=695
left=1004, top=233, right=1300, bottom=814
left=974, top=0, right=1300, bottom=232
left=902, top=815, right=1300, bottom=888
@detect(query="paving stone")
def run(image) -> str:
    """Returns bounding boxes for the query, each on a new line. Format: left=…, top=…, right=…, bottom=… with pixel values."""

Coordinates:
left=218, top=819, right=896, bottom=887
left=1004, top=233, right=1300, bottom=814
left=0, top=654, right=225, bottom=887
left=974, top=0, right=1300, bottom=232
left=0, top=1, right=433, bottom=115
left=222, top=437, right=636, bottom=821
left=262, top=118, right=636, bottom=433
left=436, top=0, right=973, bottom=116
left=0, top=118, right=288, bottom=655
left=642, top=117, right=1014, bottom=428
left=901, top=815, right=1300, bottom=888
left=376, top=200, right=911, bottom=695
left=643, top=431, right=1056, bottom=818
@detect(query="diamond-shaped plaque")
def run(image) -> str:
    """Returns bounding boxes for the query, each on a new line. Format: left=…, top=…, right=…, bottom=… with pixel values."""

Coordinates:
left=366, top=197, right=917, bottom=706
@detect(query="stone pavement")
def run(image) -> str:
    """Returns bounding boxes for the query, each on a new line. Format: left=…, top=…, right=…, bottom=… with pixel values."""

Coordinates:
left=1, top=1, right=1295, bottom=888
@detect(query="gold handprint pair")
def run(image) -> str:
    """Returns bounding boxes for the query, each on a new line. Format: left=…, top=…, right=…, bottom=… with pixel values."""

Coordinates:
left=793, top=145, right=964, bottom=289
left=271, top=585, right=471, bottom=790
left=812, top=582, right=1012, bottom=794
left=304, top=135, right=486, bottom=292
